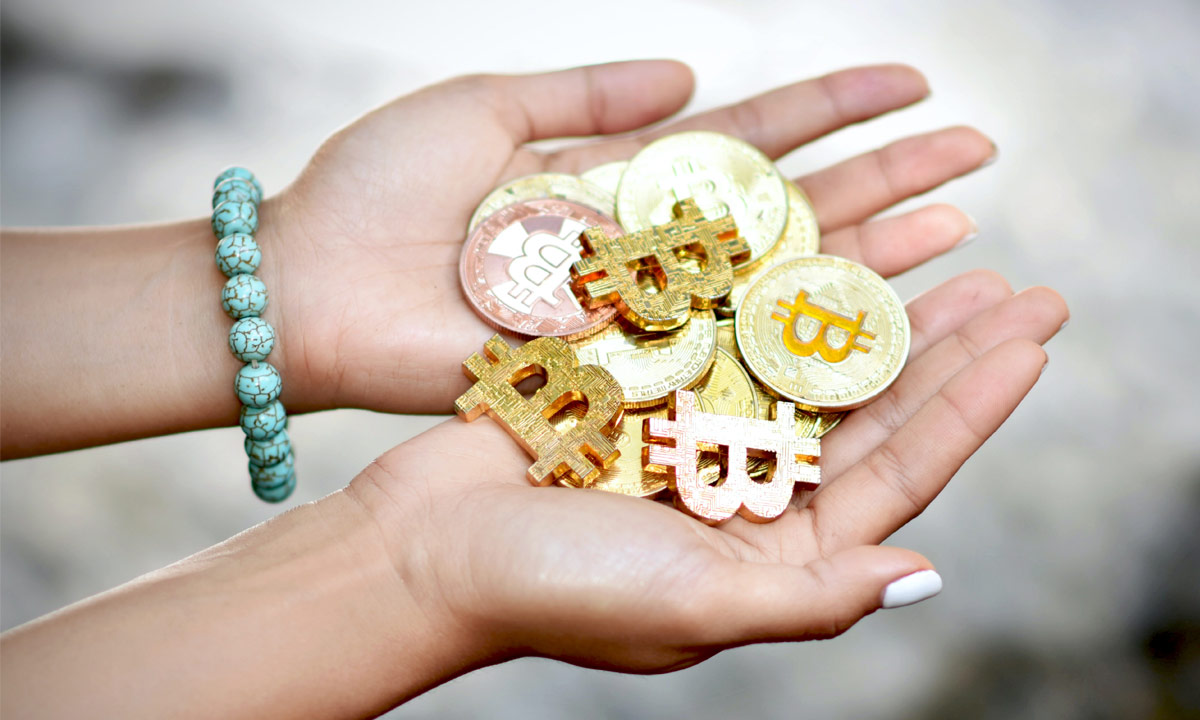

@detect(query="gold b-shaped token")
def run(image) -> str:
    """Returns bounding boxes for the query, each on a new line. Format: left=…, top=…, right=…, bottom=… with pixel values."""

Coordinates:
left=571, top=198, right=751, bottom=331
left=642, top=390, right=820, bottom=524
left=455, top=334, right=624, bottom=486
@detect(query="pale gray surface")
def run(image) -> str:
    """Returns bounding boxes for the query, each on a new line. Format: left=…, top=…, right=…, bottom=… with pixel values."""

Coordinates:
left=2, top=1, right=1198, bottom=718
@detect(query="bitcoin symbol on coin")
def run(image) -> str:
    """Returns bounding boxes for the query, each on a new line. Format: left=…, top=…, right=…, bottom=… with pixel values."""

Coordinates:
left=643, top=390, right=820, bottom=523
left=571, top=198, right=751, bottom=331
left=455, top=335, right=624, bottom=486
left=666, top=159, right=743, bottom=224
left=771, top=290, right=875, bottom=363
left=492, top=229, right=582, bottom=314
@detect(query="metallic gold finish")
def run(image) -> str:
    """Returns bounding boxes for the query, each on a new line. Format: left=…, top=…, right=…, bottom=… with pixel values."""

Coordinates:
left=714, top=319, right=844, bottom=440
left=691, top=347, right=759, bottom=482
left=691, top=347, right=758, bottom=419
left=771, top=290, right=876, bottom=362
left=468, top=173, right=615, bottom=231
left=643, top=390, right=820, bottom=524
left=580, top=161, right=628, bottom=197
left=570, top=308, right=718, bottom=408
left=616, top=131, right=787, bottom=274
left=736, top=255, right=910, bottom=411
left=572, top=198, right=749, bottom=330
left=555, top=405, right=671, bottom=497
left=723, top=180, right=820, bottom=315
left=455, top=335, right=624, bottom=486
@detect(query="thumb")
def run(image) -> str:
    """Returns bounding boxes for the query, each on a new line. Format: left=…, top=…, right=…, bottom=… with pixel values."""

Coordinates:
left=702, top=546, right=941, bottom=645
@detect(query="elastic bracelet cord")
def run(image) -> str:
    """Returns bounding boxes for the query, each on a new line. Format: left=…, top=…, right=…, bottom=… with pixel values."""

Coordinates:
left=211, top=167, right=296, bottom=502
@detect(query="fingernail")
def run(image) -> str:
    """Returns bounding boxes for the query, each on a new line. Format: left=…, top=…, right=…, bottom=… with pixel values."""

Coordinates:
left=955, top=214, right=979, bottom=248
left=1040, top=359, right=1050, bottom=375
left=881, top=570, right=943, bottom=609
left=1058, top=319, right=1070, bottom=332
left=980, top=144, right=998, bottom=168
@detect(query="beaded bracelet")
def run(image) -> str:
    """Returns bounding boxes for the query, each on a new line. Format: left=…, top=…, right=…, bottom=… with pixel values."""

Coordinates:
left=211, top=166, right=296, bottom=502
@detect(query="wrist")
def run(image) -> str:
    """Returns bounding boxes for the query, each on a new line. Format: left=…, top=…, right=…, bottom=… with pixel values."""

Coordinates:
left=339, top=462, right=507, bottom=704
left=250, top=190, right=339, bottom=413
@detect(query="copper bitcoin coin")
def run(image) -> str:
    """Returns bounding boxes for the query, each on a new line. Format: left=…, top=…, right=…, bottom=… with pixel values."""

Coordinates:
left=460, top=199, right=621, bottom=338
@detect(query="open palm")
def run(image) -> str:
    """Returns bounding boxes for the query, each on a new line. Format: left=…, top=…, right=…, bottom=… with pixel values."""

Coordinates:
left=263, top=60, right=1066, bottom=668
left=267, top=60, right=1025, bottom=415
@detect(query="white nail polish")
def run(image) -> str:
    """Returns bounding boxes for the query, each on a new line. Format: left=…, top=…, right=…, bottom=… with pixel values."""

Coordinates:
left=980, top=145, right=999, bottom=168
left=955, top=215, right=979, bottom=248
left=881, top=570, right=943, bottom=609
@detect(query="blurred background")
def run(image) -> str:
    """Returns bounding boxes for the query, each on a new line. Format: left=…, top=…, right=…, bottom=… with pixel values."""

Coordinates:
left=2, top=0, right=1197, bottom=717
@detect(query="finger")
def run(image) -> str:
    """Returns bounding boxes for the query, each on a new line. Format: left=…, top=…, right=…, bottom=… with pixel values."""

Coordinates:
left=820, top=204, right=977, bottom=279
left=696, top=547, right=938, bottom=644
left=486, top=60, right=695, bottom=144
left=713, top=271, right=1013, bottom=539
left=798, top=126, right=995, bottom=233
left=809, top=339, right=1049, bottom=550
left=820, top=287, right=1069, bottom=482
left=905, top=269, right=1013, bottom=359
left=548, top=64, right=930, bottom=172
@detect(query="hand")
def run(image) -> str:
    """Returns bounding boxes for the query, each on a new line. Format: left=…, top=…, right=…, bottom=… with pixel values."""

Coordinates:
left=352, top=267, right=1066, bottom=673
left=263, top=60, right=999, bottom=414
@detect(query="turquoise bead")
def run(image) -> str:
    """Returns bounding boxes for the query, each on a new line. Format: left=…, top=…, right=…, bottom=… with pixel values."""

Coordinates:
left=253, top=468, right=296, bottom=503
left=235, top=361, right=282, bottom=407
left=249, top=449, right=294, bottom=484
left=215, top=233, right=261, bottom=277
left=213, top=178, right=259, bottom=208
left=241, top=400, right=287, bottom=440
left=221, top=274, right=268, bottom=319
left=212, top=200, right=258, bottom=238
left=214, top=166, right=263, bottom=201
left=246, top=429, right=291, bottom=467
left=229, top=316, right=275, bottom=362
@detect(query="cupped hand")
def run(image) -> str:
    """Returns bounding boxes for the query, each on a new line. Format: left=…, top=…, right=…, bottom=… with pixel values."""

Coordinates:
left=263, top=60, right=997, bottom=414
left=351, top=266, right=1066, bottom=673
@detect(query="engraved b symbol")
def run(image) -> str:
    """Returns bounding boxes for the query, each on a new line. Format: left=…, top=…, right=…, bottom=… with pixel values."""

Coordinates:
left=771, top=290, right=875, bottom=363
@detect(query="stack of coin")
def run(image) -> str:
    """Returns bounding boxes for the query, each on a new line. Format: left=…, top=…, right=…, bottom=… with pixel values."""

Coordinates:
left=458, top=130, right=909, bottom=505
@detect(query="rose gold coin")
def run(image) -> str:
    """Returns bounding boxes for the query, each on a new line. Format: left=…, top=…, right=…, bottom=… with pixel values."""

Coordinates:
left=460, top=199, right=621, bottom=338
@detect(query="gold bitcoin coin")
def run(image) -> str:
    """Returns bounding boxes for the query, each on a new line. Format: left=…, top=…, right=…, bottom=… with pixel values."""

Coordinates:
left=722, top=180, right=821, bottom=315
left=692, top=347, right=758, bottom=418
left=570, top=309, right=717, bottom=408
left=736, top=255, right=909, bottom=411
left=555, top=404, right=670, bottom=497
left=580, top=161, right=627, bottom=197
left=691, top=347, right=758, bottom=480
left=616, top=131, right=787, bottom=273
left=468, top=173, right=615, bottom=231
left=715, top=319, right=843, bottom=440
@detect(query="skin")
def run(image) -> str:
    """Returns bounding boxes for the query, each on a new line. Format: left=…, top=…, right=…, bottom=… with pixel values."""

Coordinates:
left=0, top=61, right=1069, bottom=718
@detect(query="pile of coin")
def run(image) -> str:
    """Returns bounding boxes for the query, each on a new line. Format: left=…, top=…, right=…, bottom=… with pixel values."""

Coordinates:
left=456, top=131, right=909, bottom=524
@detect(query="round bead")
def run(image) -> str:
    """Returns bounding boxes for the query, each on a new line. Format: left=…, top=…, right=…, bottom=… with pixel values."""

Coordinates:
left=245, top=429, right=291, bottom=467
left=213, top=178, right=259, bottom=208
left=229, top=317, right=275, bottom=362
left=253, top=468, right=296, bottom=503
left=212, top=200, right=258, bottom=238
left=241, top=400, right=287, bottom=440
left=214, top=166, right=263, bottom=201
left=235, top=361, right=282, bottom=407
left=221, top=274, right=268, bottom=319
left=215, top=233, right=261, bottom=277
left=249, top=449, right=294, bottom=485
